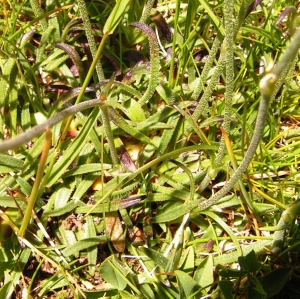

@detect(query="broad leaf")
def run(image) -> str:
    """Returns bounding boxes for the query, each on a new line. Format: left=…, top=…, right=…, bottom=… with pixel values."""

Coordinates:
left=238, top=250, right=262, bottom=273
left=218, top=280, right=234, bottom=299
left=194, top=255, right=214, bottom=291
left=99, top=256, right=128, bottom=290
left=258, top=267, right=291, bottom=299
left=175, top=270, right=199, bottom=299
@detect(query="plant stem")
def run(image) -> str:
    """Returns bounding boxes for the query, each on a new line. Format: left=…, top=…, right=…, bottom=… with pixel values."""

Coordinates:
left=214, top=0, right=234, bottom=166
left=198, top=84, right=270, bottom=210
left=29, top=0, right=48, bottom=31
left=190, top=36, right=222, bottom=101
left=76, top=0, right=104, bottom=82
left=18, top=129, right=52, bottom=237
left=100, top=107, right=119, bottom=165
left=198, top=26, right=300, bottom=211
left=130, top=22, right=160, bottom=106
left=139, top=0, right=156, bottom=24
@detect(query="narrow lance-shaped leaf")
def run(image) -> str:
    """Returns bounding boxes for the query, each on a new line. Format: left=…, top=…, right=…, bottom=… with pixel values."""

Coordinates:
left=104, top=0, right=131, bottom=35
left=107, top=106, right=155, bottom=146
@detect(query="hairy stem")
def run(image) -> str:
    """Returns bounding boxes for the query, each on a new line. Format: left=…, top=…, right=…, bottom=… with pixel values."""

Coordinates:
left=191, top=37, right=222, bottom=101
left=139, top=0, right=156, bottom=24
left=76, top=0, right=104, bottom=82
left=30, top=0, right=48, bottom=31
left=130, top=22, right=160, bottom=106
left=199, top=85, right=270, bottom=210
left=214, top=0, right=234, bottom=166
left=198, top=26, right=300, bottom=211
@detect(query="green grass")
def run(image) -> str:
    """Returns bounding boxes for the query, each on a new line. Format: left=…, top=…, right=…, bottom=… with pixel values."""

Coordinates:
left=0, top=0, right=300, bottom=298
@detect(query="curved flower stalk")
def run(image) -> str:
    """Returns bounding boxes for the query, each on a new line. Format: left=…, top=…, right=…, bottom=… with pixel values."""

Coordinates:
left=130, top=22, right=160, bottom=106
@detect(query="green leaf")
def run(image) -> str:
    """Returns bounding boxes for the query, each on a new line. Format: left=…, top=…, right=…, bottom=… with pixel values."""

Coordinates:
left=213, top=240, right=271, bottom=266
left=119, top=290, right=142, bottom=299
left=62, top=164, right=107, bottom=178
left=62, top=236, right=107, bottom=256
left=99, top=256, right=128, bottom=290
left=86, top=215, right=97, bottom=276
left=179, top=246, right=195, bottom=273
left=175, top=270, right=199, bottom=299
left=44, top=200, right=81, bottom=217
left=151, top=201, right=198, bottom=223
left=43, top=53, right=69, bottom=72
left=238, top=250, right=262, bottom=273
left=126, top=99, right=145, bottom=122
left=218, top=280, right=234, bottom=299
left=216, top=264, right=243, bottom=278
left=107, top=106, right=154, bottom=146
left=53, top=180, right=76, bottom=211
left=194, top=255, right=214, bottom=290
left=248, top=274, right=267, bottom=299
left=258, top=267, right=291, bottom=299
left=0, top=58, right=15, bottom=106
left=46, top=107, right=100, bottom=187
left=156, top=84, right=175, bottom=105
left=2, top=247, right=31, bottom=299
left=23, top=134, right=45, bottom=171
left=141, top=247, right=169, bottom=270
left=138, top=282, right=155, bottom=299
left=103, top=0, right=131, bottom=35
left=72, top=172, right=100, bottom=201
left=0, top=154, right=23, bottom=171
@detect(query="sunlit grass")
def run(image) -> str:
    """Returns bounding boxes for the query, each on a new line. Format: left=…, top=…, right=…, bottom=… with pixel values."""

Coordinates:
left=0, top=0, right=300, bottom=298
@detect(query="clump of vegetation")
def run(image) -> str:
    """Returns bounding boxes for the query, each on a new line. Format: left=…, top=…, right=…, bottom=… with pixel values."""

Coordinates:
left=0, top=0, right=300, bottom=298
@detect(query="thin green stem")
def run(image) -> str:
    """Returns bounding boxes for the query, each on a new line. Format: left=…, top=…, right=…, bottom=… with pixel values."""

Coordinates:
left=76, top=0, right=129, bottom=164
left=130, top=22, right=160, bottom=106
left=191, top=52, right=226, bottom=122
left=101, top=107, right=119, bottom=165
left=191, top=0, right=253, bottom=118
left=18, top=129, right=52, bottom=237
left=198, top=90, right=269, bottom=210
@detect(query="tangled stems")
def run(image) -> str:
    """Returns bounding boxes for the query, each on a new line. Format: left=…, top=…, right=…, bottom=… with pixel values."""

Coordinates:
left=198, top=81, right=270, bottom=210
left=199, top=26, right=300, bottom=211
